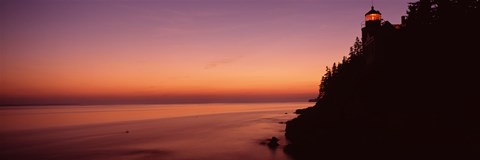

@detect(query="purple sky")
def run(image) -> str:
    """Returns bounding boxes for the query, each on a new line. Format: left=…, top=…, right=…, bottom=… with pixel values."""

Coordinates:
left=0, top=0, right=413, bottom=105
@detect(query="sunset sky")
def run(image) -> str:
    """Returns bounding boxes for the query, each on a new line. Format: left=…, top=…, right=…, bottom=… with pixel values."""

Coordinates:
left=0, top=0, right=411, bottom=105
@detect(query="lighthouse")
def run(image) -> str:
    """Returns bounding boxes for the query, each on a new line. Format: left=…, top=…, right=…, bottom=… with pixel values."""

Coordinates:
left=361, top=5, right=406, bottom=65
left=362, top=6, right=382, bottom=47
left=365, top=6, right=382, bottom=27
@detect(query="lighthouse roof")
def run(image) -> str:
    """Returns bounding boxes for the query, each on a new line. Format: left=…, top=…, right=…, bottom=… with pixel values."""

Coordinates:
left=365, top=6, right=381, bottom=16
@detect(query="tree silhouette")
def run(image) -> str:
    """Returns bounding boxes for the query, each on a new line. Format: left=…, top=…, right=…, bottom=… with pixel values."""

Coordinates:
left=285, top=1, right=480, bottom=159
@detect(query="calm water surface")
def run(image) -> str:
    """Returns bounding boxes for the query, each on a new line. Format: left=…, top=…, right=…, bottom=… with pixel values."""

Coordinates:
left=0, top=102, right=310, bottom=160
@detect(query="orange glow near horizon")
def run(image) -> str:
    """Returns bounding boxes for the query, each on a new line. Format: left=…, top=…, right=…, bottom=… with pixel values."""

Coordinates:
left=1, top=47, right=324, bottom=97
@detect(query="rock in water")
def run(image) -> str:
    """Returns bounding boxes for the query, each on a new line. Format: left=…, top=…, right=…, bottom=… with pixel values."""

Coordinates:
left=267, top=136, right=279, bottom=148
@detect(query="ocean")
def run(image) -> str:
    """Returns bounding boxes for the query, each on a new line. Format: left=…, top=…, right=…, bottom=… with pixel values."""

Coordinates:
left=0, top=102, right=310, bottom=160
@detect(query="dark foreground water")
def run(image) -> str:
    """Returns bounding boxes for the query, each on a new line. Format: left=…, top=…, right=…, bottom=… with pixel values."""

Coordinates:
left=0, top=102, right=308, bottom=160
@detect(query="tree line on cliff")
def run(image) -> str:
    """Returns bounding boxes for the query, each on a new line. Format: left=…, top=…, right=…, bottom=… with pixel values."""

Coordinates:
left=285, top=0, right=480, bottom=159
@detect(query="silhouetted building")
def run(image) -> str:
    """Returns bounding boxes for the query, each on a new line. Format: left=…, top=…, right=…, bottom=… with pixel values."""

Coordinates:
left=362, top=6, right=405, bottom=65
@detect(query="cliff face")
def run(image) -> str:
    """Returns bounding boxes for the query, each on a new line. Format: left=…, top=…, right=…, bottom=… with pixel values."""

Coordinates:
left=284, top=1, right=480, bottom=159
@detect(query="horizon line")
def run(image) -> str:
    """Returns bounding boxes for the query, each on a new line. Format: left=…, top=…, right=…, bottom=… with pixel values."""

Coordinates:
left=0, top=100, right=312, bottom=107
